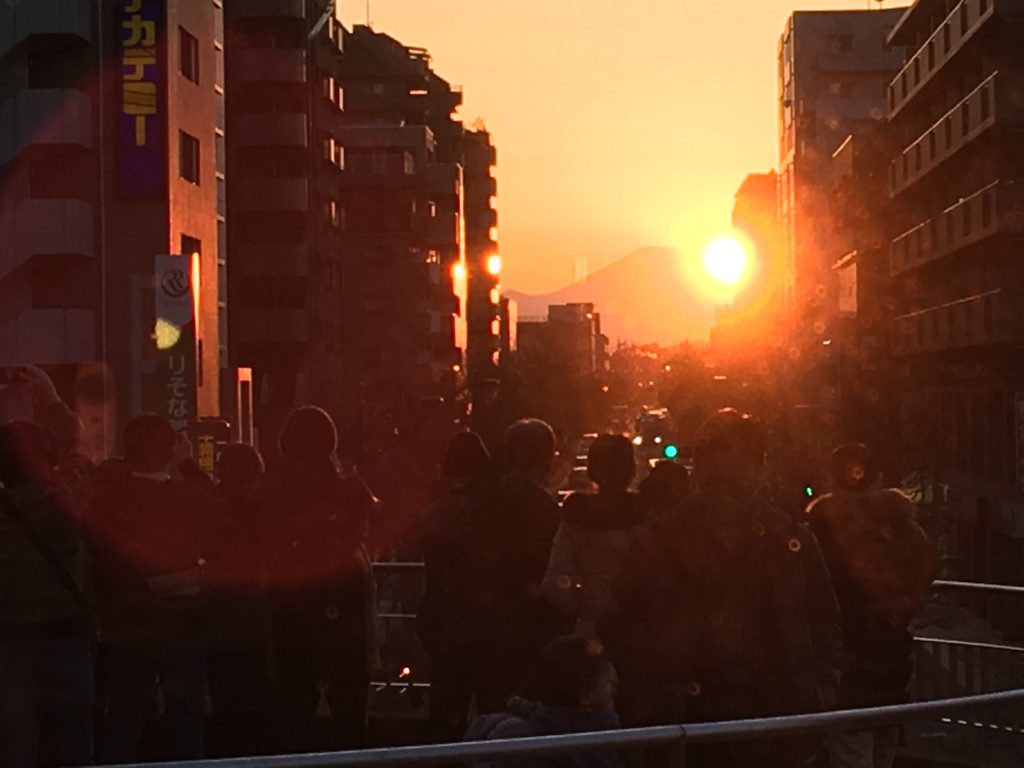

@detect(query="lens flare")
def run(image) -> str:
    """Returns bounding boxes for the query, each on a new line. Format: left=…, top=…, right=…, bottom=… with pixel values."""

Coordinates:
left=703, top=236, right=748, bottom=286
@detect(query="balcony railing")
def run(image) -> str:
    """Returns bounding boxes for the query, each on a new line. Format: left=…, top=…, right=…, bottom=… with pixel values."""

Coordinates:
left=0, top=0, right=91, bottom=59
left=889, top=72, right=1024, bottom=195
left=234, top=48, right=307, bottom=83
left=887, top=0, right=1003, bottom=119
left=233, top=113, right=308, bottom=148
left=892, top=288, right=1023, bottom=355
left=890, top=179, right=1024, bottom=276
left=230, top=0, right=306, bottom=18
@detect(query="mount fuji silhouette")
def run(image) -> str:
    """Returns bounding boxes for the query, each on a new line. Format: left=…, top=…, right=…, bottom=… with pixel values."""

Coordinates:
left=505, top=247, right=713, bottom=346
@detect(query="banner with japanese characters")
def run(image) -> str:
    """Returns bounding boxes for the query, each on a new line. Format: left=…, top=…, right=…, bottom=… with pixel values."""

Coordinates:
left=145, top=254, right=198, bottom=432
left=119, top=0, right=165, bottom=197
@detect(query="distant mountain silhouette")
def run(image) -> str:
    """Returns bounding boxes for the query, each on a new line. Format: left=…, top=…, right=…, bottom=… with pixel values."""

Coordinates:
left=505, top=247, right=714, bottom=346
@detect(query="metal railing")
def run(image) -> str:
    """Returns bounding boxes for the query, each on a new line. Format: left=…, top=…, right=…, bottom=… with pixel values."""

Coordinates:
left=114, top=688, right=1024, bottom=768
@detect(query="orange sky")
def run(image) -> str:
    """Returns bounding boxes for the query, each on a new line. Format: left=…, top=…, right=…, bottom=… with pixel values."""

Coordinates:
left=341, top=0, right=899, bottom=296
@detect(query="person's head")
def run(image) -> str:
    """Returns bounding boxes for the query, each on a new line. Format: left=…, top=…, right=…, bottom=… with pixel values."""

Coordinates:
left=123, top=414, right=176, bottom=473
left=441, top=431, right=490, bottom=482
left=830, top=442, right=880, bottom=493
left=693, top=408, right=766, bottom=494
left=527, top=637, right=618, bottom=711
left=638, top=460, right=690, bottom=508
left=217, top=443, right=265, bottom=495
left=0, top=420, right=56, bottom=489
left=279, top=406, right=337, bottom=464
left=587, top=434, right=635, bottom=493
left=504, top=418, right=556, bottom=482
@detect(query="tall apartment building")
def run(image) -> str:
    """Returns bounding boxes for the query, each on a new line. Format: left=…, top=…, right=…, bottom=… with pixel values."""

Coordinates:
left=885, top=0, right=1024, bottom=586
left=778, top=9, right=905, bottom=340
left=0, top=0, right=225, bottom=456
left=334, top=26, right=468, bottom=437
left=463, top=127, right=502, bottom=386
left=224, top=0, right=346, bottom=446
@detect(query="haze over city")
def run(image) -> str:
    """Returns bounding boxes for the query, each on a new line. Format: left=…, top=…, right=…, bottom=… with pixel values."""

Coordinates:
left=351, top=0, right=896, bottom=307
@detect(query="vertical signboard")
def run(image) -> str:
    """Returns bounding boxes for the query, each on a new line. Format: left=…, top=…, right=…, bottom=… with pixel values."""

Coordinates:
left=145, top=254, right=198, bottom=431
left=1016, top=393, right=1024, bottom=496
left=119, top=0, right=165, bottom=197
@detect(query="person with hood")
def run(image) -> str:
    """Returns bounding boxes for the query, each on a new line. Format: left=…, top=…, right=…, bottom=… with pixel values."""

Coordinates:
left=465, top=635, right=622, bottom=768
left=87, top=414, right=221, bottom=763
left=543, top=435, right=646, bottom=638
left=475, top=419, right=562, bottom=711
left=807, top=443, right=937, bottom=768
left=603, top=408, right=842, bottom=767
left=418, top=431, right=496, bottom=740
left=260, top=406, right=377, bottom=752
left=0, top=421, right=93, bottom=768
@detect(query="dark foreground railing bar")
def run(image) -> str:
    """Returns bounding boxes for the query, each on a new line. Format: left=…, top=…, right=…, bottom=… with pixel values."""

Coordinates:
left=915, top=635, right=1024, bottom=653
left=932, top=580, right=1024, bottom=596
left=113, top=687, right=1024, bottom=768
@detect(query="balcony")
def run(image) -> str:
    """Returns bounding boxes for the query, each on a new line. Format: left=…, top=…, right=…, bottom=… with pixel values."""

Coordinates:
left=233, top=178, right=308, bottom=212
left=229, top=0, right=305, bottom=18
left=233, top=243, right=308, bottom=277
left=0, top=88, right=92, bottom=167
left=890, top=179, right=1024, bottom=276
left=0, top=308, right=95, bottom=366
left=234, top=309, right=307, bottom=344
left=887, top=0, right=1009, bottom=118
left=892, top=289, right=1022, bottom=355
left=0, top=0, right=91, bottom=59
left=232, top=113, right=307, bottom=148
left=889, top=72, right=1024, bottom=196
left=0, top=199, right=93, bottom=281
left=233, top=48, right=306, bottom=83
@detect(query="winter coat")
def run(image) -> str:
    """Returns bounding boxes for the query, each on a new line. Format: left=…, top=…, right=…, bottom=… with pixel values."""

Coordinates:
left=542, top=493, right=647, bottom=637
left=475, top=473, right=563, bottom=705
left=602, top=492, right=842, bottom=727
left=259, top=460, right=376, bottom=682
left=0, top=485, right=87, bottom=626
left=466, top=698, right=622, bottom=768
left=806, top=487, right=937, bottom=706
left=86, top=474, right=222, bottom=645
left=418, top=480, right=495, bottom=663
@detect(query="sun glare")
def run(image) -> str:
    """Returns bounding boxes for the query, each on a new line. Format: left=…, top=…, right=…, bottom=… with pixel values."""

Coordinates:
left=703, top=236, right=748, bottom=286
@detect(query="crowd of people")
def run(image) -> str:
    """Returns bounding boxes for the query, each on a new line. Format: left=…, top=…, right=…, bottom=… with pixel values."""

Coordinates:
left=0, top=365, right=938, bottom=768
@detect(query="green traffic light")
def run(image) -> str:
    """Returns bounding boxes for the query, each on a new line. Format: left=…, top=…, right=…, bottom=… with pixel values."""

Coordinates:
left=663, top=444, right=679, bottom=459
left=804, top=485, right=815, bottom=498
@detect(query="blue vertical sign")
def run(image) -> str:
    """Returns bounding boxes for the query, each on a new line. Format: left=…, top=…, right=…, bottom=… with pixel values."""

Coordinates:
left=119, top=0, right=165, bottom=198
left=145, top=254, right=198, bottom=432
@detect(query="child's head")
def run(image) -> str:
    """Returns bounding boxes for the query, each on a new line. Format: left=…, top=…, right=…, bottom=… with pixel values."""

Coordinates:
left=587, top=435, right=635, bottom=493
left=527, top=636, right=618, bottom=711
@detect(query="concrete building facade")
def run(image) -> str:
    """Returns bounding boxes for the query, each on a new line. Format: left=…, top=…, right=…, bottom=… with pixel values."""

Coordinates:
left=885, top=0, right=1024, bottom=589
left=0, top=0, right=225, bottom=456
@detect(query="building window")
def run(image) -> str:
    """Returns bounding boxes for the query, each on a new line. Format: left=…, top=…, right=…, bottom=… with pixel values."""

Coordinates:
left=927, top=40, right=935, bottom=70
left=928, top=131, right=936, bottom=160
left=914, top=143, right=922, bottom=171
left=403, top=152, right=415, bottom=175
left=963, top=203, right=971, bottom=237
left=372, top=151, right=388, bottom=175
left=179, top=131, right=200, bottom=184
left=946, top=212, right=954, bottom=243
left=943, top=23, right=951, bottom=52
left=901, top=153, right=908, bottom=180
left=960, top=3, right=969, bottom=36
left=944, top=117, right=953, bottom=148
left=181, top=234, right=201, bottom=259
left=913, top=57, right=920, bottom=85
left=961, top=102, right=970, bottom=135
left=180, top=27, right=199, bottom=84
left=982, top=191, right=993, bottom=228
left=980, top=0, right=989, bottom=13
left=981, top=85, right=991, bottom=121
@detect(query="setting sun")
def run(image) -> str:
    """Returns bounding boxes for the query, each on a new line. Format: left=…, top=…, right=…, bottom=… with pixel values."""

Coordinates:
left=703, top=236, right=748, bottom=286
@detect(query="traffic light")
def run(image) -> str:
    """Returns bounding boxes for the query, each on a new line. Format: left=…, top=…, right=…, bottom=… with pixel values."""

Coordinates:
left=803, top=484, right=815, bottom=499
left=663, top=443, right=679, bottom=460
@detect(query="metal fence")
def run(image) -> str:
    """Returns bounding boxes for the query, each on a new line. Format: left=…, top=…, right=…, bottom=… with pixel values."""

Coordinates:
left=114, top=688, right=1024, bottom=768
